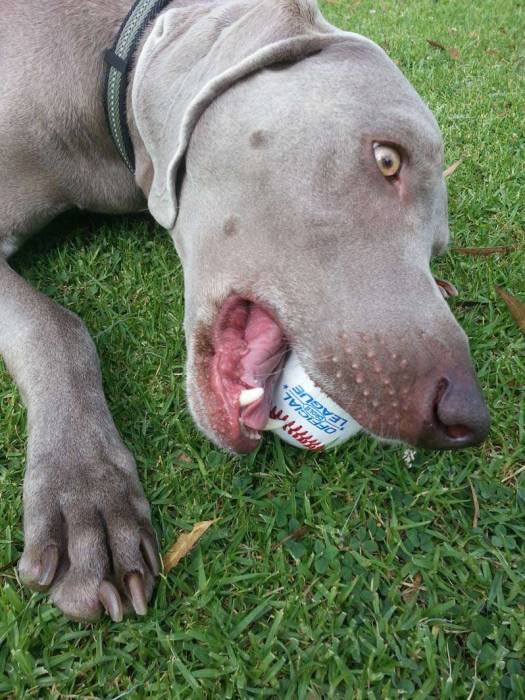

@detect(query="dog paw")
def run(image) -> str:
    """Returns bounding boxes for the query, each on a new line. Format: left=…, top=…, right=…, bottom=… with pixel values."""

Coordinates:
left=19, top=456, right=159, bottom=622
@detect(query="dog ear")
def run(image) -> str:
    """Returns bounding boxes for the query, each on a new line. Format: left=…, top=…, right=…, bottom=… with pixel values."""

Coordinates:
left=132, top=2, right=338, bottom=230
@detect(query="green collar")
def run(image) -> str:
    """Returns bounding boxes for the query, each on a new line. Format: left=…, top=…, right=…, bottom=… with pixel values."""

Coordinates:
left=104, top=0, right=171, bottom=172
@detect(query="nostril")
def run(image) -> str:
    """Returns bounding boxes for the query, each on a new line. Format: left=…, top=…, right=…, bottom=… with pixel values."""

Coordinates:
left=433, top=378, right=473, bottom=441
left=446, top=424, right=471, bottom=440
left=419, top=372, right=490, bottom=449
left=432, top=375, right=489, bottom=445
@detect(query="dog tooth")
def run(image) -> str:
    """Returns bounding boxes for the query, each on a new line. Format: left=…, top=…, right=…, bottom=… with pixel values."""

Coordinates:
left=239, top=387, right=264, bottom=407
left=239, top=422, right=261, bottom=441
left=264, top=418, right=286, bottom=431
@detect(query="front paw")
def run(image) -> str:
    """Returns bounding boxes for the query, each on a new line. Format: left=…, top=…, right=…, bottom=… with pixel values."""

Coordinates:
left=19, top=456, right=159, bottom=622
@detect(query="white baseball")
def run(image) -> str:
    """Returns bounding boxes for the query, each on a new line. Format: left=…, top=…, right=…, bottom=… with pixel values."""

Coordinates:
left=265, top=350, right=361, bottom=450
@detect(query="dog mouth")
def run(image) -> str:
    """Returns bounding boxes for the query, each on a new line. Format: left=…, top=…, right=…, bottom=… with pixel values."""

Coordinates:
left=200, top=295, right=289, bottom=452
left=194, top=282, right=480, bottom=453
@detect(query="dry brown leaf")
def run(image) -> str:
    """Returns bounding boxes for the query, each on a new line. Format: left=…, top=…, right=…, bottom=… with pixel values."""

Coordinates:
left=401, top=572, right=423, bottom=603
left=434, top=277, right=459, bottom=298
left=427, top=38, right=446, bottom=51
left=495, top=286, right=525, bottom=334
left=163, top=520, right=217, bottom=573
left=427, top=38, right=460, bottom=60
left=453, top=245, right=518, bottom=256
left=443, top=159, right=464, bottom=178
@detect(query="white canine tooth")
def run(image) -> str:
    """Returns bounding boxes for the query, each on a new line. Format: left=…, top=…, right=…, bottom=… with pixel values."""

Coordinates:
left=239, top=387, right=264, bottom=407
left=264, top=418, right=286, bottom=431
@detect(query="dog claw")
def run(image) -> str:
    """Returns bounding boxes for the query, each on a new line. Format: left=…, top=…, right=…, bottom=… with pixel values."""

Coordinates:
left=141, top=536, right=160, bottom=576
left=38, top=545, right=59, bottom=588
left=126, top=572, right=147, bottom=616
left=99, top=581, right=123, bottom=623
left=239, top=387, right=264, bottom=407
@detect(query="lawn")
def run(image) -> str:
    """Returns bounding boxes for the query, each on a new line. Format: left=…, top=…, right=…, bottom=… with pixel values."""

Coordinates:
left=1, top=0, right=524, bottom=697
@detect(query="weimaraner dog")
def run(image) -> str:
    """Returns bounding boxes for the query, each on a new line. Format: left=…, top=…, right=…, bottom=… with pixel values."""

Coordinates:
left=0, top=0, right=489, bottom=622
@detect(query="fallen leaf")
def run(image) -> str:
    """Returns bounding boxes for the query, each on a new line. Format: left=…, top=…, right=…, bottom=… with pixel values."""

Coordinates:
left=443, top=158, right=464, bottom=178
left=453, top=245, right=518, bottom=256
left=427, top=39, right=460, bottom=60
left=434, top=277, right=459, bottom=298
left=427, top=38, right=446, bottom=51
left=401, top=572, right=423, bottom=603
left=163, top=520, right=217, bottom=573
left=495, top=286, right=525, bottom=334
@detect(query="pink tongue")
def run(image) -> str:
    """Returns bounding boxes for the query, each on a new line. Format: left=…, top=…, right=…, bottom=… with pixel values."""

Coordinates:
left=239, top=306, right=287, bottom=430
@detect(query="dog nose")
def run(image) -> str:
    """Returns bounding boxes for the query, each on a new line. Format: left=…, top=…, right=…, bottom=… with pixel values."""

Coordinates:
left=418, top=373, right=490, bottom=449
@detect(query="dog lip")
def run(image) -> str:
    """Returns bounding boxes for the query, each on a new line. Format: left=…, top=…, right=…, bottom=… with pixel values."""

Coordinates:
left=197, top=294, right=287, bottom=453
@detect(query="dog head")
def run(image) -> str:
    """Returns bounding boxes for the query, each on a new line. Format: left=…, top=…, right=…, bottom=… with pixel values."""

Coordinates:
left=132, top=0, right=489, bottom=452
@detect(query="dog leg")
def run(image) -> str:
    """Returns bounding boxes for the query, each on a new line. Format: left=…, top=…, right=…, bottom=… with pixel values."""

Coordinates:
left=0, top=259, right=158, bottom=621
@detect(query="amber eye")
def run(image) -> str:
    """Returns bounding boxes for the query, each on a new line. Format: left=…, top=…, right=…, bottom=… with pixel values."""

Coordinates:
left=373, top=143, right=401, bottom=178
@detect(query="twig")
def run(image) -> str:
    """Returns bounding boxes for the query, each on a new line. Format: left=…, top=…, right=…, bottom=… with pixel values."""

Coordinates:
left=443, top=158, right=464, bottom=177
left=502, top=464, right=525, bottom=484
left=273, top=526, right=309, bottom=550
left=469, top=479, right=480, bottom=528
left=453, top=245, right=518, bottom=256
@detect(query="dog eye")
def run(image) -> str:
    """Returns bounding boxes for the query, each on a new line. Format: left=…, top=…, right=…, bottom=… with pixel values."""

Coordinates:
left=373, top=143, right=401, bottom=178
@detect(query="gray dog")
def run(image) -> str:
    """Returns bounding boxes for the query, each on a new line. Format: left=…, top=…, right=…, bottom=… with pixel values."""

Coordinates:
left=0, top=0, right=489, bottom=622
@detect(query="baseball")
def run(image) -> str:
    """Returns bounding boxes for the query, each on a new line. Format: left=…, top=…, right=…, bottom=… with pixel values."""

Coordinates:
left=264, top=350, right=361, bottom=450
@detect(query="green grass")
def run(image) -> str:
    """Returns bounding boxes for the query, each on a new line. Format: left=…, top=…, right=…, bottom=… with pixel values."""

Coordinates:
left=1, top=0, right=524, bottom=697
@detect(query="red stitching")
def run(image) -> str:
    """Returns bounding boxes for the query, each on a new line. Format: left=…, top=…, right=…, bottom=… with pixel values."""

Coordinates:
left=269, top=406, right=325, bottom=451
left=270, top=408, right=288, bottom=421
